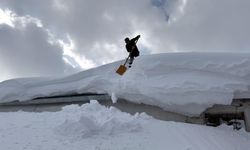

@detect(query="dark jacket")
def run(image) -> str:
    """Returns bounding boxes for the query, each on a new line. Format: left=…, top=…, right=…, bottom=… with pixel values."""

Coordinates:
left=126, top=36, right=140, bottom=57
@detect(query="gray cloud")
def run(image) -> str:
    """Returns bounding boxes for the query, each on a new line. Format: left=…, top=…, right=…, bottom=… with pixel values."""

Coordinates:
left=0, top=20, right=75, bottom=80
left=0, top=0, right=170, bottom=64
left=0, top=0, right=250, bottom=81
left=156, top=0, right=250, bottom=52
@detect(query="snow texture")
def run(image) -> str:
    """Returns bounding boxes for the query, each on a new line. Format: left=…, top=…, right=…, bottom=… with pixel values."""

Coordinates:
left=0, top=100, right=249, bottom=150
left=55, top=100, right=143, bottom=138
left=1, top=53, right=250, bottom=116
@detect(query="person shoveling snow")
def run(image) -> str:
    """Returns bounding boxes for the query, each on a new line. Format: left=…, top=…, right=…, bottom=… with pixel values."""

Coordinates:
left=116, top=35, right=141, bottom=75
left=125, top=35, right=140, bottom=68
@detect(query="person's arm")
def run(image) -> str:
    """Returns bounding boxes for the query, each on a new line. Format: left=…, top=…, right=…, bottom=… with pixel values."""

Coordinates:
left=131, top=35, right=140, bottom=43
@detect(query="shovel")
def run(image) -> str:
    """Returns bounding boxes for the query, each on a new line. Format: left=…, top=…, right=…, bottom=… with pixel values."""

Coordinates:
left=116, top=56, right=129, bottom=76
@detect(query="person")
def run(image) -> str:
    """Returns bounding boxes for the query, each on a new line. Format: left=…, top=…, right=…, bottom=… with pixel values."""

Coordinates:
left=124, top=35, right=140, bottom=68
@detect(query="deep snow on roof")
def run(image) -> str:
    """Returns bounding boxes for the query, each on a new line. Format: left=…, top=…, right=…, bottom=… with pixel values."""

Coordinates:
left=1, top=52, right=250, bottom=116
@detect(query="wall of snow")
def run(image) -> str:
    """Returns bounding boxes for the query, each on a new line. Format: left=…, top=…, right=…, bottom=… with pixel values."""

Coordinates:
left=1, top=53, right=250, bottom=116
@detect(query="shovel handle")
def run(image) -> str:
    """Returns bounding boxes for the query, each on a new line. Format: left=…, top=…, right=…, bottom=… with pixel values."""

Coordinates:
left=123, top=56, right=129, bottom=65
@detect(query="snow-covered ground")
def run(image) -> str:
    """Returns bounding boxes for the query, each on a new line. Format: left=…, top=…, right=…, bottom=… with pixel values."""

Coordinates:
left=1, top=53, right=250, bottom=116
left=1, top=53, right=250, bottom=150
left=0, top=100, right=249, bottom=150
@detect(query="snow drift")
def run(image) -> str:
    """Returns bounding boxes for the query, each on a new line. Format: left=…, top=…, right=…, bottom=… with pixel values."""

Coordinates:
left=1, top=52, right=250, bottom=116
left=0, top=100, right=249, bottom=150
left=55, top=100, right=144, bottom=139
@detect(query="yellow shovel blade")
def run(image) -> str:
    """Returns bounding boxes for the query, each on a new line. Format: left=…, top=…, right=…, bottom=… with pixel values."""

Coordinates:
left=116, top=65, right=127, bottom=75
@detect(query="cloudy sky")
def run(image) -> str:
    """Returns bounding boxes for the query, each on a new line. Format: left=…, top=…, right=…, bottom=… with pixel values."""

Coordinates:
left=0, top=0, right=250, bottom=81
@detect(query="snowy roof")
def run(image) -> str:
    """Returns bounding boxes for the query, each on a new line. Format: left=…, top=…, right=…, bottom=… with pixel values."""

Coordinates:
left=1, top=52, right=250, bottom=116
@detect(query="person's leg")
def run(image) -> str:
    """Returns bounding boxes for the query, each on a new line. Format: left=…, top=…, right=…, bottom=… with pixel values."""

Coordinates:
left=129, top=57, right=134, bottom=68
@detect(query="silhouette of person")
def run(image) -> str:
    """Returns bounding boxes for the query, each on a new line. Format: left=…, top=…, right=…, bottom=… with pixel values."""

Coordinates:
left=124, top=35, right=140, bottom=67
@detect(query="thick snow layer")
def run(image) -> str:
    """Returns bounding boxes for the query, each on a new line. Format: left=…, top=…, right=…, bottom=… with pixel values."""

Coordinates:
left=0, top=101, right=249, bottom=150
left=55, top=101, right=143, bottom=138
left=1, top=53, right=250, bottom=116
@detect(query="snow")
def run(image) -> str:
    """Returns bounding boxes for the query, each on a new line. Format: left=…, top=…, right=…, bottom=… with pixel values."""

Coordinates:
left=1, top=52, right=250, bottom=116
left=55, top=100, right=143, bottom=138
left=0, top=100, right=249, bottom=150
left=111, top=92, right=118, bottom=103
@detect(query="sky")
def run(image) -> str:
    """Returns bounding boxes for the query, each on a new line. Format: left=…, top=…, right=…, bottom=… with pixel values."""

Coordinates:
left=0, top=0, right=250, bottom=82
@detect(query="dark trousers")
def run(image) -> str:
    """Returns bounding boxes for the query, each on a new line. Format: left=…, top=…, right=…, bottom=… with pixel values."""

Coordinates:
left=129, top=56, right=134, bottom=66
